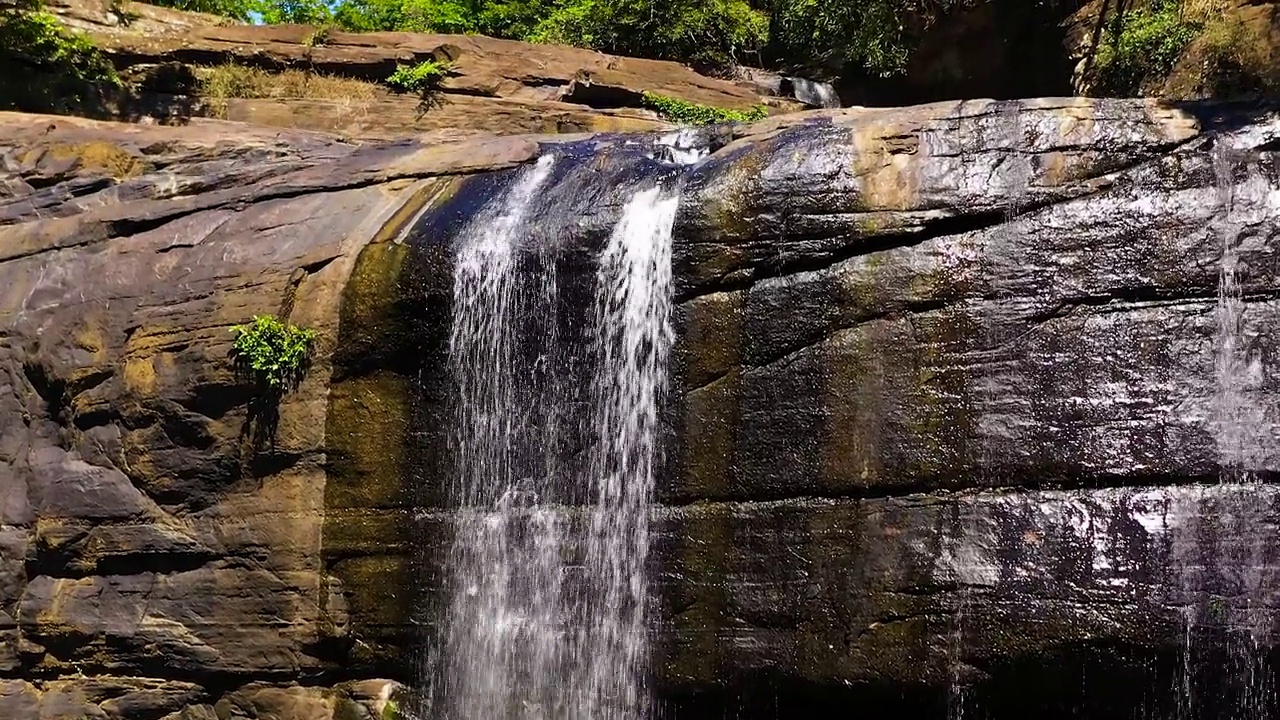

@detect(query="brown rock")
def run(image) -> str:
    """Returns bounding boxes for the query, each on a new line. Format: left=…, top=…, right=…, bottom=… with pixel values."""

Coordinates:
left=35, top=0, right=798, bottom=138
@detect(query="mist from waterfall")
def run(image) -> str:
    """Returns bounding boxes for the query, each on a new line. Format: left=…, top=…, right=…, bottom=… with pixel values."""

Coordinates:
left=431, top=155, right=677, bottom=720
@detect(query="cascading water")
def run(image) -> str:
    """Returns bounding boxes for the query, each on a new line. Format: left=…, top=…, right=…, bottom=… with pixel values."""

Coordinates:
left=430, top=151, right=679, bottom=720
left=1211, top=142, right=1265, bottom=481
left=1164, top=138, right=1277, bottom=720
left=785, top=77, right=841, bottom=109
left=570, top=186, right=678, bottom=720
left=1208, top=140, right=1272, bottom=720
left=438, top=155, right=565, bottom=720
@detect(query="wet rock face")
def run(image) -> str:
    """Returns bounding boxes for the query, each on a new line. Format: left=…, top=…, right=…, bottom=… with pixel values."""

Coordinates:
left=0, top=112, right=531, bottom=718
left=4, top=99, right=1280, bottom=718
left=662, top=99, right=1280, bottom=715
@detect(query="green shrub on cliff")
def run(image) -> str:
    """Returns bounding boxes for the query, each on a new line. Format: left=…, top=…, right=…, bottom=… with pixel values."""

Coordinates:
left=766, top=0, right=920, bottom=77
left=230, top=315, right=317, bottom=392
left=641, top=91, right=767, bottom=125
left=128, top=0, right=964, bottom=79
left=528, top=0, right=768, bottom=69
left=385, top=59, right=450, bottom=93
left=0, top=0, right=121, bottom=113
left=131, top=0, right=924, bottom=77
left=138, top=0, right=259, bottom=20
left=1187, top=11, right=1278, bottom=98
left=1092, top=0, right=1202, bottom=94
left=385, top=58, right=451, bottom=113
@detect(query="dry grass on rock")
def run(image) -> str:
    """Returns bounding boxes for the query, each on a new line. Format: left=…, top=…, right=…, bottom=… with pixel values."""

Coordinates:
left=196, top=64, right=384, bottom=117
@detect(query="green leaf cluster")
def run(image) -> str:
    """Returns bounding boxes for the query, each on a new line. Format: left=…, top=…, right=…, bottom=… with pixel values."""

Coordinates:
left=641, top=91, right=767, bottom=125
left=1092, top=0, right=1202, bottom=95
left=385, top=58, right=450, bottom=93
left=0, top=0, right=121, bottom=113
left=230, top=315, right=318, bottom=392
left=143, top=0, right=259, bottom=21
left=766, top=0, right=910, bottom=77
left=528, top=0, right=768, bottom=69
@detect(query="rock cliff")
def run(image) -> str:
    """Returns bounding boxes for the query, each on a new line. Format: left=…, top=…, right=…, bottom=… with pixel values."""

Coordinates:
left=32, top=0, right=804, bottom=139
left=3, top=98, right=1280, bottom=718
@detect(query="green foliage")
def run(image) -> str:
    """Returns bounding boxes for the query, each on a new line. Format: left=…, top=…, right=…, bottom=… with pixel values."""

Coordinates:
left=385, top=58, right=450, bottom=93
left=319, top=0, right=766, bottom=70
left=304, top=24, right=331, bottom=47
left=1092, top=0, right=1202, bottom=94
left=530, top=0, right=768, bottom=69
left=765, top=0, right=975, bottom=77
left=381, top=699, right=401, bottom=720
left=1183, top=11, right=1276, bottom=98
left=255, top=0, right=334, bottom=24
left=230, top=315, right=317, bottom=392
left=641, top=91, right=767, bottom=125
left=130, top=0, right=974, bottom=78
left=0, top=0, right=121, bottom=113
left=767, top=0, right=902, bottom=77
left=138, top=0, right=259, bottom=21
left=1208, top=597, right=1227, bottom=621
left=332, top=0, right=473, bottom=33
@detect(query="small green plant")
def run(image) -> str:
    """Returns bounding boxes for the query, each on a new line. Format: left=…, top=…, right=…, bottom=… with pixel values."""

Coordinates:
left=385, top=58, right=450, bottom=94
left=1208, top=597, right=1227, bottom=621
left=386, top=58, right=450, bottom=115
left=0, top=1, right=122, bottom=113
left=1092, top=0, right=1202, bottom=95
left=1194, top=12, right=1276, bottom=98
left=230, top=314, right=317, bottom=392
left=641, top=91, right=767, bottom=126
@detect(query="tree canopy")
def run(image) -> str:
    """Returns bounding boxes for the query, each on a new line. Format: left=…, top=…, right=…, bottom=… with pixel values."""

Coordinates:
left=137, top=0, right=954, bottom=76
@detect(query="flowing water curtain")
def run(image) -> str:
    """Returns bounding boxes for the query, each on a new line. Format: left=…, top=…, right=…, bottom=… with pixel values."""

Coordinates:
left=1210, top=141, right=1268, bottom=481
left=437, top=155, right=569, bottom=720
left=432, top=154, right=681, bottom=719
left=571, top=185, right=680, bottom=720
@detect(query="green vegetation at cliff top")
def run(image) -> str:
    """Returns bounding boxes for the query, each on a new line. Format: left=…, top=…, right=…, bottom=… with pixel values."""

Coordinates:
left=134, top=0, right=972, bottom=77
left=0, top=0, right=120, bottom=113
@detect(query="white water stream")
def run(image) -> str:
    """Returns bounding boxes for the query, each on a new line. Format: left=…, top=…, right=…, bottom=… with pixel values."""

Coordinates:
left=433, top=157, right=678, bottom=720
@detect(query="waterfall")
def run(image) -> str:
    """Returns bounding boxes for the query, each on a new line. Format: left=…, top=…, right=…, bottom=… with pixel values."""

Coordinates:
left=947, top=100, right=1030, bottom=720
left=571, top=186, right=678, bottom=720
left=433, top=156, right=677, bottom=720
left=439, top=155, right=564, bottom=720
left=1165, top=139, right=1276, bottom=720
left=785, top=77, right=841, bottom=109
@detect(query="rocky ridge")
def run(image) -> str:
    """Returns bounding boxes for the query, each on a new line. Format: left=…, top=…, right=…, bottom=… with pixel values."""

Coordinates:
left=38, top=0, right=808, bottom=140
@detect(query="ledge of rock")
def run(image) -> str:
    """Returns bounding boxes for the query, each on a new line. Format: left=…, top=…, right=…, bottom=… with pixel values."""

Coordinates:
left=38, top=0, right=806, bottom=139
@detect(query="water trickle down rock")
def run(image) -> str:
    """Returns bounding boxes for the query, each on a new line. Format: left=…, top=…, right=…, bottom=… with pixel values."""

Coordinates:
left=944, top=100, right=1032, bottom=720
left=428, top=149, right=678, bottom=719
